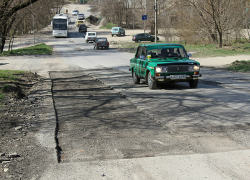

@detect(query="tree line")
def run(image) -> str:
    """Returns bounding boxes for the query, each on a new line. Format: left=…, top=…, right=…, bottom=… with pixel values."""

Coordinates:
left=91, top=0, right=250, bottom=48
left=0, top=0, right=65, bottom=52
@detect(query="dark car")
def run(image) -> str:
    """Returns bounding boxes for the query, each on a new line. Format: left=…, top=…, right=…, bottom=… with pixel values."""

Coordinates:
left=132, top=33, right=159, bottom=43
left=93, top=37, right=109, bottom=50
left=78, top=24, right=87, bottom=32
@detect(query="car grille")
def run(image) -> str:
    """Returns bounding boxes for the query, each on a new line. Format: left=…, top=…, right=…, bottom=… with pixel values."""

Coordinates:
left=167, top=65, right=189, bottom=73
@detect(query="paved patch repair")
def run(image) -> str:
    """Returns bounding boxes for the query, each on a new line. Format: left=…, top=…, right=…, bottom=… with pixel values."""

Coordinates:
left=50, top=71, right=172, bottom=163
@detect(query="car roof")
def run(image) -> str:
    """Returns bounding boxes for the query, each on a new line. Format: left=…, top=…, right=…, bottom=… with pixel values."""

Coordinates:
left=140, top=43, right=185, bottom=48
left=136, top=33, right=149, bottom=35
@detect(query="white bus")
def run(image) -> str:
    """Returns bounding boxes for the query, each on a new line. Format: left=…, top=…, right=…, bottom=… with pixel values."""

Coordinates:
left=52, top=14, right=68, bottom=37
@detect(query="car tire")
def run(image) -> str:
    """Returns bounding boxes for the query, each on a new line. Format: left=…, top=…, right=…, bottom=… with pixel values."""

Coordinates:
left=151, top=39, right=154, bottom=42
left=123, top=33, right=125, bottom=36
left=137, top=40, right=141, bottom=43
left=148, top=72, right=157, bottom=89
left=112, top=35, right=113, bottom=37
left=132, top=71, right=140, bottom=84
left=106, top=47, right=109, bottom=50
left=189, top=79, right=198, bottom=88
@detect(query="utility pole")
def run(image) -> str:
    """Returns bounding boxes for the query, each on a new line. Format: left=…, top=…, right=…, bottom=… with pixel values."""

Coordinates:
left=133, top=0, right=135, bottom=29
left=155, top=0, right=157, bottom=43
left=144, top=0, right=147, bottom=33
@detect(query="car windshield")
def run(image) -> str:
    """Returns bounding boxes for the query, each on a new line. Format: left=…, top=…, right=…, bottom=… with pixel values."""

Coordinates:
left=147, top=46, right=188, bottom=58
left=78, top=21, right=83, bottom=23
left=88, top=33, right=96, bottom=36
left=113, top=28, right=118, bottom=31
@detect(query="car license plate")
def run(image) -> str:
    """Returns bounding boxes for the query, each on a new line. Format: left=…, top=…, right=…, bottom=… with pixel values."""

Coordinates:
left=170, top=75, right=186, bottom=79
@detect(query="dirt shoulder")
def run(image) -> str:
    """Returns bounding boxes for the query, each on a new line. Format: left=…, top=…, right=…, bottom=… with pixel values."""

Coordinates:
left=0, top=72, right=55, bottom=179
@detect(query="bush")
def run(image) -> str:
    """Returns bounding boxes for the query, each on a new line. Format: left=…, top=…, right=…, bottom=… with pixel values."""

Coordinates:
left=226, top=60, right=250, bottom=72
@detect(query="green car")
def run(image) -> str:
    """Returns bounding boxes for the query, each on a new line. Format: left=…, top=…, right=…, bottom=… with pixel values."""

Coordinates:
left=129, top=43, right=202, bottom=89
left=111, top=27, right=125, bottom=37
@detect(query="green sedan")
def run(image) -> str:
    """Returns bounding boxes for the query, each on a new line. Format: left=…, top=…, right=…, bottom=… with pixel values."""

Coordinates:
left=129, top=43, right=202, bottom=89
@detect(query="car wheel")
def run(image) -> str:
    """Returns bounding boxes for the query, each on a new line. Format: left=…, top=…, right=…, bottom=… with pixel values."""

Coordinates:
left=148, top=72, right=157, bottom=89
left=189, top=79, right=198, bottom=88
left=112, top=35, right=113, bottom=37
left=151, top=39, right=154, bottom=42
left=123, top=33, right=125, bottom=36
left=106, top=47, right=109, bottom=50
left=132, top=71, right=140, bottom=84
left=137, top=40, right=141, bottom=43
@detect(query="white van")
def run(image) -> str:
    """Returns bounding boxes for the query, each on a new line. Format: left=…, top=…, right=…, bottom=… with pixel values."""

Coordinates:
left=85, top=32, right=97, bottom=43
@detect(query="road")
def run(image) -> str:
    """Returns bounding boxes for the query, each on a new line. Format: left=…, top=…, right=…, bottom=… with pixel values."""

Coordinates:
left=1, top=6, right=250, bottom=179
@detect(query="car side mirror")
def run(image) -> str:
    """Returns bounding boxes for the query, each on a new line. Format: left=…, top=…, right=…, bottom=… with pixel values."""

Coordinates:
left=188, top=53, right=192, bottom=57
left=140, top=55, right=145, bottom=59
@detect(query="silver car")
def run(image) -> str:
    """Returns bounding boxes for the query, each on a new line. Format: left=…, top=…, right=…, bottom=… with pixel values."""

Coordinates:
left=72, top=10, right=79, bottom=16
left=77, top=13, right=84, bottom=20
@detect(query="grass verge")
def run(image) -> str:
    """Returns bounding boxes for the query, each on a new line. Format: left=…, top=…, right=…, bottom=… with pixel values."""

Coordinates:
left=1, top=43, right=52, bottom=56
left=226, top=60, right=250, bottom=72
left=0, top=70, right=25, bottom=81
left=100, top=22, right=117, bottom=29
left=0, top=70, right=27, bottom=103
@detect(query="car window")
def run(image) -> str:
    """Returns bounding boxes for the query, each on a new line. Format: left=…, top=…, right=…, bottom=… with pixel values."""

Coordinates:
left=147, top=49, right=161, bottom=57
left=78, top=21, right=83, bottom=23
left=136, top=46, right=142, bottom=58
left=88, top=33, right=96, bottom=36
left=141, top=47, right=147, bottom=57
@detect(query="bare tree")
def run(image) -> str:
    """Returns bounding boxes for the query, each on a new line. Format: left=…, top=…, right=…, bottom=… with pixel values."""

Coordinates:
left=0, top=0, right=64, bottom=52
left=0, top=0, right=43, bottom=52
left=176, top=0, right=246, bottom=47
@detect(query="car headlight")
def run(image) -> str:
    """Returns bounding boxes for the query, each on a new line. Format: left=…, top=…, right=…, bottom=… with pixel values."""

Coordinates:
left=155, top=66, right=167, bottom=73
left=193, top=65, right=200, bottom=71
left=188, top=65, right=200, bottom=72
left=155, top=67, right=162, bottom=73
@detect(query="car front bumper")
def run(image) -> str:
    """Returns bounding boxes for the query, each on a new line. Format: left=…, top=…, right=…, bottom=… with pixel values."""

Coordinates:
left=154, top=74, right=202, bottom=82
